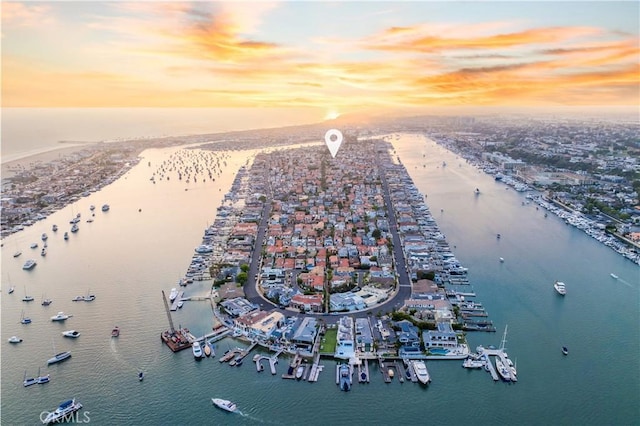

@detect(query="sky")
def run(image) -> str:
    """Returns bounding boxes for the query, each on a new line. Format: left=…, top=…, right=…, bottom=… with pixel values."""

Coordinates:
left=2, top=1, right=639, bottom=122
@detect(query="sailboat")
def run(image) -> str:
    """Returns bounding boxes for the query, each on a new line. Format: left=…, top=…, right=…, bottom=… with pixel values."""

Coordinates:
left=23, top=370, right=37, bottom=387
left=20, top=310, right=32, bottom=324
left=498, top=325, right=517, bottom=381
left=37, top=367, right=50, bottom=384
left=22, top=287, right=34, bottom=302
left=47, top=338, right=72, bottom=365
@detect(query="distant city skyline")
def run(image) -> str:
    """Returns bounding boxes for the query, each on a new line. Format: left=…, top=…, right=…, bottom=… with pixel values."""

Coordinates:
left=2, top=1, right=638, bottom=123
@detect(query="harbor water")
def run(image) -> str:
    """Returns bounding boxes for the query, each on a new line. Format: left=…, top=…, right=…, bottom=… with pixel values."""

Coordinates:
left=1, top=134, right=638, bottom=425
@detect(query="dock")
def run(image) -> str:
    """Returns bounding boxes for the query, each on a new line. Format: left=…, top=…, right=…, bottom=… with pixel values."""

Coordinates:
left=357, top=359, right=370, bottom=383
left=169, top=291, right=185, bottom=311
left=379, top=358, right=392, bottom=383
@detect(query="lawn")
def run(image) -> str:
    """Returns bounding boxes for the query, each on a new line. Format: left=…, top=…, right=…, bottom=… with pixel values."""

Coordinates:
left=320, top=328, right=337, bottom=354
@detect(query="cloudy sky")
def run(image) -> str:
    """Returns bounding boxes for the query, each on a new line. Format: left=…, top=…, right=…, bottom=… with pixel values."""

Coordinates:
left=2, top=1, right=638, bottom=120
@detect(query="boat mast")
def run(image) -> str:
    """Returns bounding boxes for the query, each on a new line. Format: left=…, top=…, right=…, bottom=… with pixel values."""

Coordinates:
left=500, top=324, right=508, bottom=350
left=161, top=290, right=176, bottom=334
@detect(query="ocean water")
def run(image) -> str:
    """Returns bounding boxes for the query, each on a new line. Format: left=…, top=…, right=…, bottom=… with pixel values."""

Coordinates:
left=1, top=133, right=638, bottom=425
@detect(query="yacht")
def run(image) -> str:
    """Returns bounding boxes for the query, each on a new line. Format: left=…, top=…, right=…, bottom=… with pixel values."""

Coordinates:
left=339, top=364, right=351, bottom=391
left=51, top=311, right=72, bottom=321
left=495, top=357, right=512, bottom=381
left=462, top=358, right=485, bottom=369
left=22, top=259, right=37, bottom=270
left=42, top=399, right=83, bottom=425
left=8, top=336, right=22, bottom=343
left=72, top=295, right=84, bottom=302
left=295, top=365, right=304, bottom=379
left=111, top=326, right=120, bottom=337
left=101, top=204, right=110, bottom=212
left=211, top=398, right=237, bottom=413
left=610, top=273, right=618, bottom=279
left=62, top=330, right=81, bottom=338
left=42, top=296, right=53, bottom=306
left=192, top=341, right=203, bottom=359
left=169, top=288, right=179, bottom=302
left=554, top=281, right=567, bottom=295
left=412, top=360, right=431, bottom=385
left=47, top=351, right=72, bottom=365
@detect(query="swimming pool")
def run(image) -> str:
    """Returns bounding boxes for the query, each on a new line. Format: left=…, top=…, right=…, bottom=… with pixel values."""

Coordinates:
left=429, top=348, right=450, bottom=355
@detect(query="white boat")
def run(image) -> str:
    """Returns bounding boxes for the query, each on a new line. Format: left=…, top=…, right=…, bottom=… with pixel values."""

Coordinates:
left=71, top=223, right=79, bottom=233
left=41, top=247, right=47, bottom=257
left=37, top=368, right=50, bottom=384
left=20, top=310, right=32, bottom=324
left=24, top=371, right=38, bottom=387
left=42, top=399, right=83, bottom=425
left=30, top=243, right=38, bottom=249
left=22, top=259, right=37, bottom=270
left=90, top=205, right=95, bottom=211
left=211, top=398, right=237, bottom=413
left=610, top=273, right=618, bottom=279
left=72, top=295, right=84, bottom=301
left=41, top=233, right=48, bottom=241
left=22, top=287, right=34, bottom=301
left=177, top=300, right=184, bottom=309
left=42, top=295, right=53, bottom=306
left=47, top=351, right=72, bottom=365
left=169, top=288, right=178, bottom=302
left=554, top=281, right=566, bottom=295
left=62, top=330, right=81, bottom=338
left=495, top=356, right=512, bottom=381
left=52, top=224, right=58, bottom=232
left=13, top=251, right=22, bottom=258
left=51, top=311, right=72, bottom=321
left=101, top=204, right=110, bottom=212
left=192, top=341, right=203, bottom=359
left=295, top=365, right=304, bottom=379
left=499, top=257, right=504, bottom=263
left=412, top=360, right=431, bottom=384
left=8, top=336, right=22, bottom=343
left=462, top=358, right=485, bottom=369
left=8, top=286, right=15, bottom=294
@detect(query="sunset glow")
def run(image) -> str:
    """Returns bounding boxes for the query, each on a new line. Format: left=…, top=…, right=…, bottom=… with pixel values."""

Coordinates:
left=2, top=1, right=638, bottom=117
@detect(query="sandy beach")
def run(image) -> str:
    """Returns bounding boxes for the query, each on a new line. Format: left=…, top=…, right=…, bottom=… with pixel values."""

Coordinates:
left=1, top=143, right=97, bottom=180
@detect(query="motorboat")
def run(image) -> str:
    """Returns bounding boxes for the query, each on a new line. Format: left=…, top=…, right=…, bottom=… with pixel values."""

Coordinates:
left=30, top=243, right=38, bottom=249
left=71, top=223, right=79, bottom=233
left=177, top=300, right=184, bottom=309
left=41, top=247, right=47, bottom=257
left=101, top=204, right=110, bottom=212
left=339, top=364, right=351, bottom=391
left=72, top=296, right=84, bottom=301
left=8, top=336, right=22, bottom=343
left=495, top=357, right=512, bottom=381
left=412, top=360, right=431, bottom=385
left=562, top=346, right=569, bottom=355
left=52, top=224, right=58, bottom=232
left=295, top=365, right=304, bottom=379
left=462, top=358, right=485, bottom=369
left=211, top=398, right=237, bottom=413
left=8, top=286, right=15, bottom=294
left=204, top=344, right=211, bottom=357
left=51, top=312, right=72, bottom=321
left=169, top=288, right=178, bottom=302
left=47, top=351, right=72, bottom=365
left=41, top=233, right=48, bottom=241
left=192, top=341, right=203, bottom=359
left=64, top=232, right=69, bottom=240
left=42, top=399, right=83, bottom=425
left=138, top=371, right=144, bottom=381
left=83, top=291, right=96, bottom=301
left=111, top=326, right=120, bottom=337
left=90, top=205, right=95, bottom=211
left=554, top=281, right=567, bottom=295
left=610, top=273, right=618, bottom=279
left=499, top=257, right=504, bottom=263
left=62, top=330, right=81, bottom=338
left=13, top=251, right=22, bottom=258
left=42, top=296, right=53, bottom=306
left=22, top=259, right=37, bottom=270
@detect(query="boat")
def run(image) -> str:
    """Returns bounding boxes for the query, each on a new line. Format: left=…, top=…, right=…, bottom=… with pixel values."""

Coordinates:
left=52, top=224, right=58, bottom=232
left=71, top=223, right=79, bottom=233
left=388, top=368, right=394, bottom=378
left=169, top=288, right=178, bottom=302
left=339, top=364, right=351, bottom=391
left=495, top=356, right=512, bottom=381
left=462, top=358, right=485, bottom=369
left=42, top=233, right=48, bottom=241
left=496, top=233, right=501, bottom=239
left=41, top=247, right=47, bottom=257
left=22, top=287, right=34, bottom=301
left=51, top=311, right=72, bottom=321
left=111, top=326, right=120, bottom=337
left=63, top=232, right=69, bottom=240
left=204, top=343, right=211, bottom=357
left=192, top=341, right=203, bottom=359
left=176, top=300, right=184, bottom=309
left=562, top=346, right=569, bottom=355
left=83, top=290, right=96, bottom=302
left=42, top=399, right=83, bottom=425
left=610, top=273, right=618, bottom=279
left=554, top=281, right=567, bottom=295
left=499, top=257, right=504, bottom=263
left=24, top=371, right=38, bottom=387
left=30, top=243, right=38, bottom=249
left=211, top=398, right=237, bottom=413
left=22, top=259, right=37, bottom=270
left=8, top=286, right=15, bottom=294
left=72, top=295, right=84, bottom=301
left=101, top=204, right=110, bottom=212
left=412, top=360, right=431, bottom=384
left=138, top=371, right=144, bottom=381
left=90, top=205, right=95, bottom=211
left=62, top=330, right=80, bottom=338
left=37, top=367, right=50, bottom=384
left=20, top=310, right=32, bottom=324
left=8, top=335, right=23, bottom=343
left=13, top=250, right=22, bottom=258
left=42, top=294, right=53, bottom=306
left=295, top=365, right=304, bottom=379
left=47, top=351, right=72, bottom=365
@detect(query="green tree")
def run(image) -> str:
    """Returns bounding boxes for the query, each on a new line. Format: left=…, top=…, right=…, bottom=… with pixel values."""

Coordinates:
left=236, top=272, right=248, bottom=285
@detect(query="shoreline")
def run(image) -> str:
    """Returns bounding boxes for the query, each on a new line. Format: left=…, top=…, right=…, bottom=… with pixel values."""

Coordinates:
left=1, top=143, right=98, bottom=180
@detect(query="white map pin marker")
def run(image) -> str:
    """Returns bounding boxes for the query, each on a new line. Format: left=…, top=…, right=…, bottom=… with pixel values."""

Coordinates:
left=325, top=129, right=343, bottom=158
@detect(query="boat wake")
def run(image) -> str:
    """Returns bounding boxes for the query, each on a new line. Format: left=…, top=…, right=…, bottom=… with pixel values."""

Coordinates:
left=236, top=411, right=280, bottom=424
left=615, top=277, right=635, bottom=289
left=110, top=337, right=159, bottom=376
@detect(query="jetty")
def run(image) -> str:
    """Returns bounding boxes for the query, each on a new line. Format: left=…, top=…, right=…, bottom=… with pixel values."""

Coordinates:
left=160, top=290, right=191, bottom=352
left=169, top=291, right=185, bottom=311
